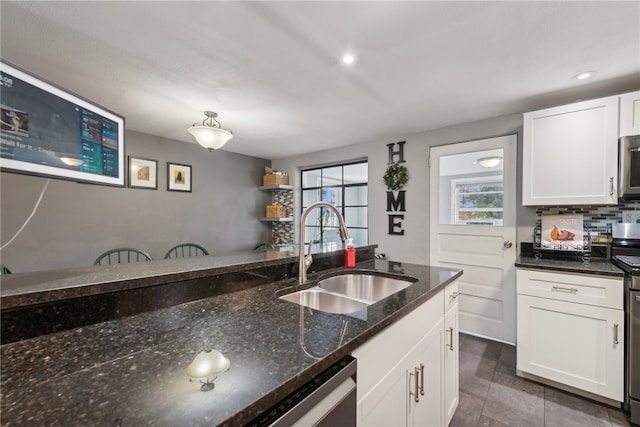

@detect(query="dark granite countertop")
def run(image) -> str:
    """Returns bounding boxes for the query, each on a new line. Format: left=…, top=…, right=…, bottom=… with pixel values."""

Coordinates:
left=0, top=258, right=462, bottom=426
left=0, top=243, right=376, bottom=309
left=516, top=255, right=623, bottom=277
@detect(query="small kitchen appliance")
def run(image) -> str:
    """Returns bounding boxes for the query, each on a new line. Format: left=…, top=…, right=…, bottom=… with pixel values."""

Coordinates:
left=619, top=135, right=640, bottom=201
left=611, top=223, right=640, bottom=425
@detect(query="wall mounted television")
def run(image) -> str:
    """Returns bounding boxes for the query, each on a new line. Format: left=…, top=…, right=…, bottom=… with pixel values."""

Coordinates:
left=0, top=60, right=125, bottom=186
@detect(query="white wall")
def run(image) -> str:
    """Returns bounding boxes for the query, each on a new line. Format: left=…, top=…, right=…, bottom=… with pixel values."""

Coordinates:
left=273, top=112, right=535, bottom=264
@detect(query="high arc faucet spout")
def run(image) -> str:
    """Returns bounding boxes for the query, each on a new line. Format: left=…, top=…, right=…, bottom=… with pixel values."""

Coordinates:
left=298, top=201, right=350, bottom=284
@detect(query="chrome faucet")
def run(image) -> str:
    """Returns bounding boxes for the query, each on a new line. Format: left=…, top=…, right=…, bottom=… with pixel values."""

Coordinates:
left=299, top=201, right=350, bottom=284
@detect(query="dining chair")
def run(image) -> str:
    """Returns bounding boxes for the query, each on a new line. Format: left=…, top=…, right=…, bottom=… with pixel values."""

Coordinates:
left=164, top=243, right=209, bottom=259
left=0, top=264, right=12, bottom=275
left=93, top=248, right=153, bottom=265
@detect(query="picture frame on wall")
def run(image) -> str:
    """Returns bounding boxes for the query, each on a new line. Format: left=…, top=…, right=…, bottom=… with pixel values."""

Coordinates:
left=167, top=162, right=192, bottom=192
left=128, top=156, right=158, bottom=190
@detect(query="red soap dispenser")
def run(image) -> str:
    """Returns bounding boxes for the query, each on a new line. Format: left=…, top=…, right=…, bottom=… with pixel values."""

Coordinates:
left=344, top=238, right=356, bottom=268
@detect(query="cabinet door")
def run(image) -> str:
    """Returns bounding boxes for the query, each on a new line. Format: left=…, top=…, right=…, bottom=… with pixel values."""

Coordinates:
left=517, top=295, right=624, bottom=401
left=410, top=318, right=444, bottom=427
left=522, top=96, right=618, bottom=205
left=355, top=292, right=444, bottom=427
left=444, top=305, right=459, bottom=426
left=358, top=357, right=409, bottom=427
left=620, top=91, right=640, bottom=136
left=354, top=292, right=444, bottom=397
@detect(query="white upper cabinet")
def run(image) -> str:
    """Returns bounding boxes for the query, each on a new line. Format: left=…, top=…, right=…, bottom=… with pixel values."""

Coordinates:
left=523, top=95, right=619, bottom=206
left=620, top=91, right=640, bottom=136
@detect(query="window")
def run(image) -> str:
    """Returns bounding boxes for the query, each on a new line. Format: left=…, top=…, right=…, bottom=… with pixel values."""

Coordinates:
left=451, top=176, right=503, bottom=225
left=301, top=161, right=368, bottom=246
left=439, top=148, right=504, bottom=226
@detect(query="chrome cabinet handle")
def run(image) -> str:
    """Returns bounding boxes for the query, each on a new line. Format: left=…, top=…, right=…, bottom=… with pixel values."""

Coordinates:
left=419, top=363, right=425, bottom=396
left=614, top=323, right=619, bottom=345
left=448, top=326, right=455, bottom=352
left=610, top=177, right=614, bottom=197
left=410, top=369, right=420, bottom=403
left=552, top=285, right=578, bottom=294
left=450, top=291, right=459, bottom=300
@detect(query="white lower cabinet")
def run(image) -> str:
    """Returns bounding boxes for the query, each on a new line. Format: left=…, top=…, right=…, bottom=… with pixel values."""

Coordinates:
left=516, top=269, right=624, bottom=402
left=443, top=292, right=459, bottom=425
left=409, top=318, right=445, bottom=427
left=356, top=315, right=444, bottom=427
left=353, top=281, right=459, bottom=426
left=357, top=350, right=412, bottom=426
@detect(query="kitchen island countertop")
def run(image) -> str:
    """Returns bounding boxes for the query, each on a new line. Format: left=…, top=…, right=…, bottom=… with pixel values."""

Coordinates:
left=0, top=257, right=461, bottom=426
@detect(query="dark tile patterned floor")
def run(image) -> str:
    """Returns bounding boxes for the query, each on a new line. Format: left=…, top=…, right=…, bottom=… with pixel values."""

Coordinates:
left=451, top=333, right=632, bottom=427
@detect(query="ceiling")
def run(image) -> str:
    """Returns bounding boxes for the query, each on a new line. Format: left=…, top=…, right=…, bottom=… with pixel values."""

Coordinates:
left=1, top=1, right=639, bottom=160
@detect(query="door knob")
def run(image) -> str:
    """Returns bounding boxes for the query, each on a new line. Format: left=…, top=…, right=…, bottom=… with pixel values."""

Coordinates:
left=503, top=241, right=513, bottom=248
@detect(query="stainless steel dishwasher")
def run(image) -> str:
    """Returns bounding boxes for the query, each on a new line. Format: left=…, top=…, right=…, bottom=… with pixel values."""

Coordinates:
left=247, top=356, right=357, bottom=427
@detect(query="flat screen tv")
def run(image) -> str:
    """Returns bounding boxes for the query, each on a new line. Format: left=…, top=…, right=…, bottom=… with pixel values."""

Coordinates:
left=0, top=60, right=125, bottom=186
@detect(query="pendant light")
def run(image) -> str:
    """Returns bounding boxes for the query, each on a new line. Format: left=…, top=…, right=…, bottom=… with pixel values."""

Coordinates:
left=188, top=111, right=233, bottom=151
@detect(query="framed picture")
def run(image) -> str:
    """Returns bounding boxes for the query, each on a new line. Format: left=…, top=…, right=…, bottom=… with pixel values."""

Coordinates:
left=540, top=213, right=585, bottom=251
left=128, top=156, right=157, bottom=189
left=167, top=162, right=192, bottom=192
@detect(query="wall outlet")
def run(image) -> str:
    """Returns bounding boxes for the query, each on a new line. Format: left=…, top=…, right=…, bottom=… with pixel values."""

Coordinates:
left=623, top=211, right=640, bottom=223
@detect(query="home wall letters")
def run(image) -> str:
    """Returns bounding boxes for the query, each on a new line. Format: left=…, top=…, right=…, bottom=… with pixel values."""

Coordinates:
left=385, top=141, right=408, bottom=235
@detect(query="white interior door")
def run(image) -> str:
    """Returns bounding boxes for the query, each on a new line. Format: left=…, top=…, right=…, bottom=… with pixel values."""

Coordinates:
left=429, top=134, right=517, bottom=344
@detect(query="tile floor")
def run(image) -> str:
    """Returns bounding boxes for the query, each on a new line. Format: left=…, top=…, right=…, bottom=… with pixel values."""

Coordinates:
left=451, top=333, right=632, bottom=427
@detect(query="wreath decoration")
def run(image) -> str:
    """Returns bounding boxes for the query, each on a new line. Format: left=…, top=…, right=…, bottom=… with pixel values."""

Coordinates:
left=383, top=163, right=409, bottom=191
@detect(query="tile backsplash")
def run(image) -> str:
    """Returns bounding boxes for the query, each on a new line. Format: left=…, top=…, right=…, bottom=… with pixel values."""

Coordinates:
left=535, top=200, right=640, bottom=241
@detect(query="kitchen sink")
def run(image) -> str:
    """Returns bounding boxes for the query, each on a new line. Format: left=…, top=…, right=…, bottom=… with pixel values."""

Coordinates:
left=279, top=289, right=369, bottom=314
left=279, top=272, right=418, bottom=315
left=318, top=273, right=416, bottom=302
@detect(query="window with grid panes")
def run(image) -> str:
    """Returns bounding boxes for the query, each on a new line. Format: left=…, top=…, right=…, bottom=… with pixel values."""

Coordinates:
left=301, top=161, right=368, bottom=246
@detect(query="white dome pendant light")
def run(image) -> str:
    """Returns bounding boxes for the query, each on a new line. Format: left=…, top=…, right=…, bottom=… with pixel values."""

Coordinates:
left=188, top=111, right=233, bottom=151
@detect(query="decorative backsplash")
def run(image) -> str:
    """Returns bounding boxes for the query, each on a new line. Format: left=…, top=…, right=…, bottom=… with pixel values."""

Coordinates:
left=535, top=200, right=640, bottom=241
left=271, top=189, right=294, bottom=243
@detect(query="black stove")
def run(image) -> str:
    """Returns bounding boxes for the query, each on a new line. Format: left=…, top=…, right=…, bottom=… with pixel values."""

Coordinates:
left=612, top=223, right=640, bottom=280
left=613, top=255, right=640, bottom=273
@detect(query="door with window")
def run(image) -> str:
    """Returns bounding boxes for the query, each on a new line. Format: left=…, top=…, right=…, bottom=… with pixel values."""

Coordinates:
left=429, top=135, right=517, bottom=343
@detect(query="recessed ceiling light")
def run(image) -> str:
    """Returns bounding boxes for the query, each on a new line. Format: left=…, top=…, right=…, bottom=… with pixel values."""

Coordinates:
left=573, top=71, right=596, bottom=81
left=341, top=53, right=356, bottom=65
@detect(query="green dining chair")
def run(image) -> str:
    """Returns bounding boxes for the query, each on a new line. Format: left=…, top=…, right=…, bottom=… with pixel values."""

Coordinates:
left=0, top=264, right=12, bottom=275
left=164, top=243, right=209, bottom=259
left=93, top=248, right=152, bottom=266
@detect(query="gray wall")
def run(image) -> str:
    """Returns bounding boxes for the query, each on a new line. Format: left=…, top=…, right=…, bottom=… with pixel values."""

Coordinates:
left=273, top=112, right=536, bottom=264
left=1, top=130, right=271, bottom=272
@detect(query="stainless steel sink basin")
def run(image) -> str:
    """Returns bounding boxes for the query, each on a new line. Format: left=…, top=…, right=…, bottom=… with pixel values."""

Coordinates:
left=318, top=273, right=416, bottom=302
left=279, top=289, right=369, bottom=314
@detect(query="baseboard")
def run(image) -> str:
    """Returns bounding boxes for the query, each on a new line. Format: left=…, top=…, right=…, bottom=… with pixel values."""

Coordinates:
left=516, top=369, right=622, bottom=408
left=459, top=329, right=515, bottom=346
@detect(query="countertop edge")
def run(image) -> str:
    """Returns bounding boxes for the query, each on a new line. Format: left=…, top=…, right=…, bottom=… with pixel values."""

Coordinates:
left=515, top=257, right=623, bottom=277
left=0, top=244, right=378, bottom=309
